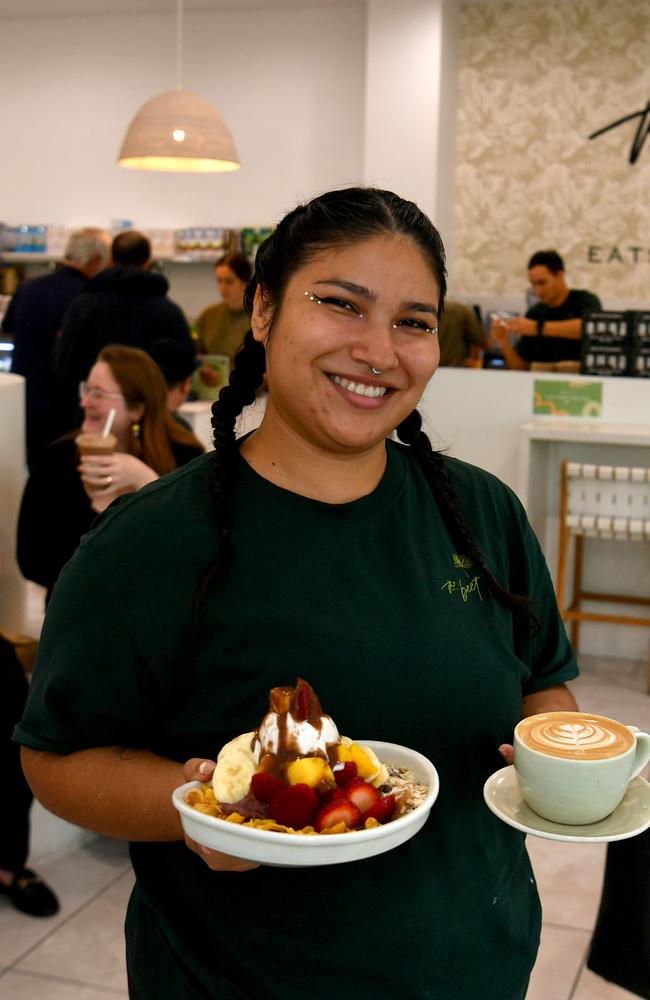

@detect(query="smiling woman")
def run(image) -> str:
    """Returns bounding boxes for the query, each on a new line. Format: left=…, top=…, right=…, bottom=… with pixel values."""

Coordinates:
left=16, top=188, right=579, bottom=1000
left=16, top=344, right=204, bottom=600
left=240, top=232, right=441, bottom=491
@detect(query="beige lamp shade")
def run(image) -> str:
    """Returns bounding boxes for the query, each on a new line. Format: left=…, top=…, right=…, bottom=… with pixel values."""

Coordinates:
left=117, top=88, right=240, bottom=173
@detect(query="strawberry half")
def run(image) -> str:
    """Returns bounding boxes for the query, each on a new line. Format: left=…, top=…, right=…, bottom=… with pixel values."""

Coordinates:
left=364, top=793, right=396, bottom=824
left=269, top=783, right=320, bottom=829
left=250, top=772, right=287, bottom=803
left=294, top=677, right=321, bottom=721
left=342, top=777, right=380, bottom=815
left=315, top=799, right=362, bottom=833
left=333, top=761, right=358, bottom=786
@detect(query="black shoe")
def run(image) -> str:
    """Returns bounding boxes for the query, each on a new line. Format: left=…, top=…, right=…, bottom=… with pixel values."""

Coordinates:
left=1, top=868, right=60, bottom=917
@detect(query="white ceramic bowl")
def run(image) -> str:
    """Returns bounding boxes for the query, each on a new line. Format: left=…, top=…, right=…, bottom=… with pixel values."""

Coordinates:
left=172, top=739, right=439, bottom=867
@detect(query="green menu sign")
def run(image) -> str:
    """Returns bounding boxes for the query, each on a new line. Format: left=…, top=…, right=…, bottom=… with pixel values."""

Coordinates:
left=533, top=380, right=603, bottom=417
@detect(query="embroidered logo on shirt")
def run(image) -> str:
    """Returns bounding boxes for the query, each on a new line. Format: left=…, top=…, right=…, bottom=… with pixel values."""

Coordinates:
left=440, top=553, right=484, bottom=604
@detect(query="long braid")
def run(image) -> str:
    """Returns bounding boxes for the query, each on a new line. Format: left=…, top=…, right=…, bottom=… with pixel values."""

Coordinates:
left=396, top=409, right=539, bottom=638
left=191, top=330, right=265, bottom=620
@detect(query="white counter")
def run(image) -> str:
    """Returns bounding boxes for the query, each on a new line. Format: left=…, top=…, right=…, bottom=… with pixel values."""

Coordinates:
left=179, top=394, right=268, bottom=451
left=420, top=369, right=649, bottom=660
left=0, top=373, right=30, bottom=632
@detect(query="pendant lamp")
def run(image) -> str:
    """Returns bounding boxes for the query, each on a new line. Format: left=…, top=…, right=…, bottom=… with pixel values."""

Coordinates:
left=117, top=0, right=240, bottom=173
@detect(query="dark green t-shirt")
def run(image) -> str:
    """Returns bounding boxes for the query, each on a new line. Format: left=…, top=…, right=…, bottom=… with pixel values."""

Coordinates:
left=517, top=288, right=601, bottom=363
left=15, top=442, right=578, bottom=1000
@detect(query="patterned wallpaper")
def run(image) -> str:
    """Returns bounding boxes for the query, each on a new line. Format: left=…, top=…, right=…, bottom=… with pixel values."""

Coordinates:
left=454, top=0, right=650, bottom=304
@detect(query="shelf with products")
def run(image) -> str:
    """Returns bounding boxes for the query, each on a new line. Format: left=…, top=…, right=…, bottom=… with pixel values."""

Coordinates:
left=0, top=222, right=272, bottom=318
left=0, top=223, right=272, bottom=263
left=1, top=251, right=227, bottom=265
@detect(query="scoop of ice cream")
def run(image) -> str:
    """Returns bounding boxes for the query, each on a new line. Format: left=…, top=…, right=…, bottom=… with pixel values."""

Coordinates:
left=252, top=679, right=340, bottom=770
left=254, top=712, right=339, bottom=762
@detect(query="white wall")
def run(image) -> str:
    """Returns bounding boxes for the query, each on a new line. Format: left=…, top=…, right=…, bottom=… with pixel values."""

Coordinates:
left=363, top=0, right=459, bottom=257
left=1, top=1, right=463, bottom=313
left=1, top=2, right=461, bottom=243
left=0, top=5, right=366, bottom=228
left=0, top=374, right=28, bottom=630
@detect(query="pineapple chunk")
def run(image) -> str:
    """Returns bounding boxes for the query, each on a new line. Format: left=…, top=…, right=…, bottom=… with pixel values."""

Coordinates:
left=286, top=757, right=334, bottom=787
left=348, top=743, right=377, bottom=779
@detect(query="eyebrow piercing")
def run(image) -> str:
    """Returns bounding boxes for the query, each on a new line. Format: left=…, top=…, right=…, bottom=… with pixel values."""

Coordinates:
left=304, top=290, right=365, bottom=318
left=304, top=290, right=437, bottom=334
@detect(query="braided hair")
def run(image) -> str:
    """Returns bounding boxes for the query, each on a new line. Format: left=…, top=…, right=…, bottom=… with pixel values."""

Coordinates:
left=395, top=410, right=538, bottom=636
left=193, top=187, right=537, bottom=635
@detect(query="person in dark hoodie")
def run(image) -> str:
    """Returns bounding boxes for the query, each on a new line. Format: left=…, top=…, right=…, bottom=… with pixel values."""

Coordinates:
left=2, top=226, right=111, bottom=467
left=50, top=231, right=194, bottom=435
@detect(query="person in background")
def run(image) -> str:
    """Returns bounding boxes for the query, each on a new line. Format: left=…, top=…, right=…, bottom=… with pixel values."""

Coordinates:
left=491, top=250, right=601, bottom=370
left=15, top=188, right=578, bottom=1000
left=51, top=231, right=193, bottom=434
left=17, top=344, right=203, bottom=602
left=0, top=633, right=59, bottom=917
left=2, top=227, right=111, bottom=467
left=148, top=337, right=197, bottom=430
left=195, top=251, right=252, bottom=364
left=587, top=831, right=650, bottom=998
left=437, top=299, right=487, bottom=367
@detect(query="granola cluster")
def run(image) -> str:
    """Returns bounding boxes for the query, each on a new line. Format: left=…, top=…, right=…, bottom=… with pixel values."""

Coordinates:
left=380, top=765, right=429, bottom=816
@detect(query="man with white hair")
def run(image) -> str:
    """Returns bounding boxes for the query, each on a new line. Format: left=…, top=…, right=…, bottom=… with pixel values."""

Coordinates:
left=3, top=227, right=111, bottom=466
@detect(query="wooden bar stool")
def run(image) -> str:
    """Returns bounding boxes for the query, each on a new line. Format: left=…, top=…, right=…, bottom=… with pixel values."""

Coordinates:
left=556, top=460, right=650, bottom=691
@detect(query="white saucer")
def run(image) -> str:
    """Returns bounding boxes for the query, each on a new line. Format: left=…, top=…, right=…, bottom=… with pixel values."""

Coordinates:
left=483, top=766, right=650, bottom=843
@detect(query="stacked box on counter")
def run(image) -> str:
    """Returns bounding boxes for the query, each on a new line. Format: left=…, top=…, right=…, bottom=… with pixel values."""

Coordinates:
left=580, top=311, right=631, bottom=377
left=629, top=312, right=650, bottom=378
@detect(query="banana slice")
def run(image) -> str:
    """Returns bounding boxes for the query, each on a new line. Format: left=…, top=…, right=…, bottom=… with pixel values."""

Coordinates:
left=212, top=732, right=257, bottom=803
left=357, top=744, right=389, bottom=786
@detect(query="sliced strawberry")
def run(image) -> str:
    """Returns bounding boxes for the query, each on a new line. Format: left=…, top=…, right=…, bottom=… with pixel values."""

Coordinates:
left=250, top=772, right=287, bottom=803
left=315, top=799, right=362, bottom=833
left=269, top=783, right=320, bottom=829
left=342, top=777, right=380, bottom=815
left=364, top=793, right=396, bottom=824
left=321, top=786, right=349, bottom=805
left=333, top=760, right=358, bottom=786
left=294, top=677, right=321, bottom=721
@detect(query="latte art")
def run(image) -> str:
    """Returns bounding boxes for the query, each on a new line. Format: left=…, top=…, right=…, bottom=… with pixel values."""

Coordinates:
left=517, top=712, right=634, bottom=760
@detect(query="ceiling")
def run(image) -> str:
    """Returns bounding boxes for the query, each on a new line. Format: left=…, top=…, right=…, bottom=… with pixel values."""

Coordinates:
left=0, top=0, right=362, bottom=17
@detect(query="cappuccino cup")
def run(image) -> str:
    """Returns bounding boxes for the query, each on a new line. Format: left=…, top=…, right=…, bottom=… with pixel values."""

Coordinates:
left=513, top=711, right=650, bottom=825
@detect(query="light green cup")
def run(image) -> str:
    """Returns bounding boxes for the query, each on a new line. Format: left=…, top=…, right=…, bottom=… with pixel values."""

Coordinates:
left=514, top=711, right=650, bottom=825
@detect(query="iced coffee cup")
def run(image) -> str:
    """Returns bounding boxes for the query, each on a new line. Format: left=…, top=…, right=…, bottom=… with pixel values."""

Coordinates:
left=76, top=431, right=117, bottom=491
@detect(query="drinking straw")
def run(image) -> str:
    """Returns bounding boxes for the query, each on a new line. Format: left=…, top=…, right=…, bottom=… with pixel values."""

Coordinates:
left=102, top=408, right=116, bottom=438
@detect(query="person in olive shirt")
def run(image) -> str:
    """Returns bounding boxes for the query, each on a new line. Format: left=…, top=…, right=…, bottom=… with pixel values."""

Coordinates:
left=492, top=249, right=601, bottom=369
left=438, top=299, right=487, bottom=366
left=15, top=189, right=578, bottom=1000
left=194, top=252, right=252, bottom=363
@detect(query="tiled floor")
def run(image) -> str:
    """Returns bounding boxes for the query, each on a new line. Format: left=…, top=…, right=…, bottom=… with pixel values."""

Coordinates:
left=2, top=586, right=648, bottom=998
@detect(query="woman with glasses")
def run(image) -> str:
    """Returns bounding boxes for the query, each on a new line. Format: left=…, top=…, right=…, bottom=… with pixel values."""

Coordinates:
left=16, top=344, right=203, bottom=601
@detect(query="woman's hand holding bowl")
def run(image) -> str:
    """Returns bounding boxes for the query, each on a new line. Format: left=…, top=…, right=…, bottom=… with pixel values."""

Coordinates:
left=182, top=757, right=260, bottom=872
